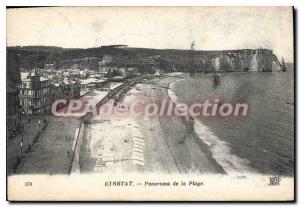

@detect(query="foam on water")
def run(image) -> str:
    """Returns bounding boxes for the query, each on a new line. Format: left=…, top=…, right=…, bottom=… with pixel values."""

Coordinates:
left=168, top=80, right=255, bottom=175
left=193, top=118, right=254, bottom=174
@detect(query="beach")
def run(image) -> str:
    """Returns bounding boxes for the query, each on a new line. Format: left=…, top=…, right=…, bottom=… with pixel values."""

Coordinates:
left=79, top=75, right=225, bottom=174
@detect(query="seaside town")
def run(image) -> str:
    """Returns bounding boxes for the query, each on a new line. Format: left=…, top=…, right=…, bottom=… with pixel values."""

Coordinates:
left=6, top=7, right=295, bottom=202
left=7, top=45, right=171, bottom=174
left=7, top=42, right=291, bottom=175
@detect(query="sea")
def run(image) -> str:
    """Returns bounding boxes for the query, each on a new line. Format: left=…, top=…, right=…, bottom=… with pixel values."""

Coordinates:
left=172, top=66, right=294, bottom=176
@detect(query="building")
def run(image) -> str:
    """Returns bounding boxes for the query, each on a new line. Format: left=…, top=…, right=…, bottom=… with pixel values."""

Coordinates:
left=80, top=78, right=107, bottom=91
left=63, top=79, right=80, bottom=100
left=7, top=51, right=22, bottom=136
left=154, top=70, right=161, bottom=76
left=79, top=69, right=89, bottom=78
left=50, top=82, right=66, bottom=111
left=7, top=80, right=20, bottom=133
left=18, top=70, right=51, bottom=115
left=98, top=54, right=112, bottom=66
left=110, top=76, right=125, bottom=82
left=51, top=82, right=65, bottom=104
left=44, top=61, right=56, bottom=70
left=50, top=79, right=81, bottom=113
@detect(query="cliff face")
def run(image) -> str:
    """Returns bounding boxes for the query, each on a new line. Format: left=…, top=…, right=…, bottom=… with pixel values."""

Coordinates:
left=208, top=49, right=285, bottom=72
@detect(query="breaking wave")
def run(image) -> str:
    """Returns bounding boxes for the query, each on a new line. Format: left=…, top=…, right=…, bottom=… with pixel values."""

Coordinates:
left=168, top=79, right=255, bottom=175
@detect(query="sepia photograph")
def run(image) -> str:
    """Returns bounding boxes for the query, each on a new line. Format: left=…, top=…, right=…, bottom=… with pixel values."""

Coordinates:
left=6, top=6, right=294, bottom=201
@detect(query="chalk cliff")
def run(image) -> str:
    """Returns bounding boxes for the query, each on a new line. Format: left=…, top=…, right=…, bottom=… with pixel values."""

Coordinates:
left=208, top=49, right=285, bottom=72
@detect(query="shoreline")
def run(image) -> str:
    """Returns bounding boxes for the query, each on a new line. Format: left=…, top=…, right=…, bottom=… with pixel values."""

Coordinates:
left=145, top=76, right=226, bottom=174
left=79, top=72, right=292, bottom=175
left=78, top=75, right=226, bottom=174
left=167, top=75, right=257, bottom=175
left=78, top=71, right=293, bottom=176
left=14, top=72, right=292, bottom=176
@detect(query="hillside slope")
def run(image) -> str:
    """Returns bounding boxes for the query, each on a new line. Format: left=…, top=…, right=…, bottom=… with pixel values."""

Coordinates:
left=7, top=46, right=286, bottom=73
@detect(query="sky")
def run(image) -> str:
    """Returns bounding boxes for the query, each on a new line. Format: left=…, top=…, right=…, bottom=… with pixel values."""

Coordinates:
left=7, top=7, right=293, bottom=62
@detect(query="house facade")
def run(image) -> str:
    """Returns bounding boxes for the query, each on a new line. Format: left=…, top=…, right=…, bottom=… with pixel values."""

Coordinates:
left=7, top=80, right=20, bottom=133
left=18, top=71, right=51, bottom=115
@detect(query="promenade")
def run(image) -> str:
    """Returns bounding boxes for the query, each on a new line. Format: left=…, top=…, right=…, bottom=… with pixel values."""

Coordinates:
left=7, top=116, right=46, bottom=174
left=16, top=116, right=81, bottom=174
left=14, top=82, right=127, bottom=174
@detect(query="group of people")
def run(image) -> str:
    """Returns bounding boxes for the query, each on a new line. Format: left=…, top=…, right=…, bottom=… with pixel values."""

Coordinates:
left=66, top=135, right=71, bottom=159
left=65, top=135, right=71, bottom=141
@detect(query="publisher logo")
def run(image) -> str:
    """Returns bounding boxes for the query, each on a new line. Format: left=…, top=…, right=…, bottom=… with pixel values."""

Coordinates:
left=268, top=176, right=280, bottom=186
